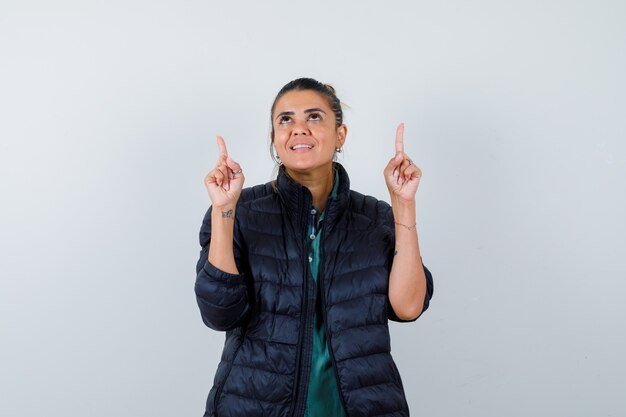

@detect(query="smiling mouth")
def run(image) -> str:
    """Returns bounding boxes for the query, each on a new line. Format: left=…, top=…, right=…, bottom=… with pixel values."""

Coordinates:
left=291, top=144, right=313, bottom=150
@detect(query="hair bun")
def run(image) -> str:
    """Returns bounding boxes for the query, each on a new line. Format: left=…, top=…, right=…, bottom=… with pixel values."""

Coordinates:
left=323, top=83, right=336, bottom=95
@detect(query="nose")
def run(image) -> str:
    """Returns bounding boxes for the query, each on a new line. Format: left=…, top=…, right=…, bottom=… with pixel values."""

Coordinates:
left=292, top=119, right=309, bottom=136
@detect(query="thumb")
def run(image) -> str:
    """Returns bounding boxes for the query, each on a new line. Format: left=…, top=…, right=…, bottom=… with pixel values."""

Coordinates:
left=384, top=155, right=399, bottom=177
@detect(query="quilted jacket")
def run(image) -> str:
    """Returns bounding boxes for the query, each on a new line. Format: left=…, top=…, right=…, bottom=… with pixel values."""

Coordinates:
left=195, top=162, right=434, bottom=417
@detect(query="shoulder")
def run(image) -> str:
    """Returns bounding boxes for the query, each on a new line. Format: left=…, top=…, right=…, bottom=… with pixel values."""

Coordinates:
left=346, top=190, right=394, bottom=231
left=199, top=181, right=277, bottom=245
left=238, top=181, right=275, bottom=202
left=235, top=181, right=281, bottom=217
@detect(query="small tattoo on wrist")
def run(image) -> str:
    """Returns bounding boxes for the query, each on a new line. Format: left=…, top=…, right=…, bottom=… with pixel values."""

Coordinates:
left=221, top=209, right=233, bottom=218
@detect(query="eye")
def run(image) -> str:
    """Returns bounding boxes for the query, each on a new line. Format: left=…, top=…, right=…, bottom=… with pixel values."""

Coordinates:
left=308, top=113, right=322, bottom=121
left=278, top=115, right=292, bottom=125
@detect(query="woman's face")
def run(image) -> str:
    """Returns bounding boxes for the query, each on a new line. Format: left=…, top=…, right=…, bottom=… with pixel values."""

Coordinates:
left=272, top=90, right=346, bottom=174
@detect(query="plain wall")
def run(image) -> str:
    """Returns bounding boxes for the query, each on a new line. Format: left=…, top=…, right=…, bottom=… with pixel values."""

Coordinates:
left=1, top=1, right=624, bottom=416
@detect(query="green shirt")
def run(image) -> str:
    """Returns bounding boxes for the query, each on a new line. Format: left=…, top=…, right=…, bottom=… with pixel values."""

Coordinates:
left=304, top=169, right=346, bottom=417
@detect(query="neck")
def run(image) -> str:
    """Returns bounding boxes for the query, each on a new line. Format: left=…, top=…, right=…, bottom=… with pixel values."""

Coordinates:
left=285, top=163, right=334, bottom=212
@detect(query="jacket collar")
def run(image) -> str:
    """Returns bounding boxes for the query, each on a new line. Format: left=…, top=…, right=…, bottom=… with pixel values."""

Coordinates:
left=275, top=162, right=350, bottom=229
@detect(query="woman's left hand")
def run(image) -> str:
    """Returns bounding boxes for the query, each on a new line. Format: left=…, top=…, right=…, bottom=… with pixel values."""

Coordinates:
left=384, top=123, right=422, bottom=202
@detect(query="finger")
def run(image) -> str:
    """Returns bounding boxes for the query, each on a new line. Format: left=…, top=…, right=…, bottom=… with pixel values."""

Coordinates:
left=401, top=163, right=415, bottom=178
left=392, top=153, right=412, bottom=180
left=216, top=164, right=231, bottom=190
left=401, top=164, right=422, bottom=184
left=215, top=163, right=230, bottom=179
left=226, top=157, right=242, bottom=178
left=396, top=158, right=407, bottom=184
left=204, top=172, right=217, bottom=187
left=210, top=169, right=224, bottom=188
left=210, top=162, right=229, bottom=187
left=395, top=123, right=404, bottom=155
left=216, top=135, right=229, bottom=159
left=399, top=156, right=412, bottom=172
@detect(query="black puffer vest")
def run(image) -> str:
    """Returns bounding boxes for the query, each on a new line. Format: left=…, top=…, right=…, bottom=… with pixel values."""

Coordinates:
left=195, top=162, right=433, bottom=417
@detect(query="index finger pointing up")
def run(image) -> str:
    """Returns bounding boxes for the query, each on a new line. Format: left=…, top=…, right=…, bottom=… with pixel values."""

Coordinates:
left=216, top=135, right=228, bottom=159
left=395, top=123, right=404, bottom=154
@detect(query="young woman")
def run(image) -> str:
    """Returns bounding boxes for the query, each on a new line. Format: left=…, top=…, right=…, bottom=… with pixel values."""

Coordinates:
left=196, top=78, right=434, bottom=417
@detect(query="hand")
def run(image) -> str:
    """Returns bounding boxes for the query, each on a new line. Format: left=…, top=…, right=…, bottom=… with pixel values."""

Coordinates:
left=203, top=135, right=245, bottom=208
left=384, top=123, right=422, bottom=203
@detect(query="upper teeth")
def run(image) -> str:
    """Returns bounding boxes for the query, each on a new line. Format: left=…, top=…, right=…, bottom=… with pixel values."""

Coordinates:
left=292, top=144, right=312, bottom=150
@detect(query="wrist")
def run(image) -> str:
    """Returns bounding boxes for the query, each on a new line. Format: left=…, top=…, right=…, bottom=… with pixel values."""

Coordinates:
left=394, top=220, right=417, bottom=231
left=391, top=198, right=416, bottom=223
left=212, top=205, right=237, bottom=220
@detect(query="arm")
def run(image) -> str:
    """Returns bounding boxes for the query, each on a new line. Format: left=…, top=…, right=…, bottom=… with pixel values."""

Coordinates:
left=208, top=202, right=239, bottom=274
left=195, top=136, right=250, bottom=331
left=383, top=123, right=434, bottom=322
left=387, top=200, right=433, bottom=321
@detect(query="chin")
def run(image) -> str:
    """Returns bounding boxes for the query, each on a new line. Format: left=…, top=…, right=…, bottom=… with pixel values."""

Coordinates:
left=286, top=160, right=331, bottom=173
left=285, top=163, right=312, bottom=173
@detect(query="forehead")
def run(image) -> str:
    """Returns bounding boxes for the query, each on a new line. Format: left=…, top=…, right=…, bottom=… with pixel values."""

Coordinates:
left=274, top=90, right=331, bottom=113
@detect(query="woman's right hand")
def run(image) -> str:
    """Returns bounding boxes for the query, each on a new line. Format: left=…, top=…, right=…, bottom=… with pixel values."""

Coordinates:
left=204, top=135, right=245, bottom=208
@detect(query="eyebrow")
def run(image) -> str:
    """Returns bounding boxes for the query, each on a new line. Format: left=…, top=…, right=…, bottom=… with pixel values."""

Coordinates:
left=275, top=108, right=327, bottom=121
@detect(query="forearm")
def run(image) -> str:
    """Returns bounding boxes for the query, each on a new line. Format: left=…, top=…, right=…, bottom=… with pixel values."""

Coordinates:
left=208, top=204, right=239, bottom=274
left=388, top=199, right=427, bottom=320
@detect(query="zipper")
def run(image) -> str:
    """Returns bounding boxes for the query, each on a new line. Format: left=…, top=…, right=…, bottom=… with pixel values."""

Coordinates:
left=213, top=328, right=247, bottom=413
left=317, top=199, right=349, bottom=417
left=318, top=206, right=350, bottom=416
left=289, top=194, right=313, bottom=417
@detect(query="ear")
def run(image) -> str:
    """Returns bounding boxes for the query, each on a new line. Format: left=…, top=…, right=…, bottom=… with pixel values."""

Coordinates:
left=336, top=124, right=348, bottom=148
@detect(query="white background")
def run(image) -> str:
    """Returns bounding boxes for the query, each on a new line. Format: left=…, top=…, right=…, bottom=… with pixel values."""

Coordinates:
left=1, top=1, right=624, bottom=416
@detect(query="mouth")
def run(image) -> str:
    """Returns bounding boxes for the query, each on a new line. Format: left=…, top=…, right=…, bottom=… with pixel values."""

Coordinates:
left=290, top=143, right=314, bottom=151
